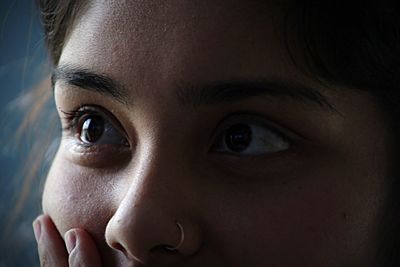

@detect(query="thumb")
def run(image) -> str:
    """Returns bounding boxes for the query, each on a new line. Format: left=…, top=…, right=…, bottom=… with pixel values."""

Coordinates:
left=65, top=228, right=103, bottom=267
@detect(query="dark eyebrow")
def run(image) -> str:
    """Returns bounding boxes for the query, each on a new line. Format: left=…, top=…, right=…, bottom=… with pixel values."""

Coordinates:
left=53, top=64, right=337, bottom=113
left=52, top=64, right=127, bottom=104
left=176, top=80, right=337, bottom=112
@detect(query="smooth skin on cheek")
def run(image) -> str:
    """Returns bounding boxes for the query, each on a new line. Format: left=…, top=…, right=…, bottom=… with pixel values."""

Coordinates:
left=43, top=158, right=111, bottom=234
left=34, top=1, right=393, bottom=266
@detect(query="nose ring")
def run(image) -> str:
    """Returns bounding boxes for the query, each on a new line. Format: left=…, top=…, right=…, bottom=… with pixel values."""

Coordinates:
left=165, top=221, right=185, bottom=251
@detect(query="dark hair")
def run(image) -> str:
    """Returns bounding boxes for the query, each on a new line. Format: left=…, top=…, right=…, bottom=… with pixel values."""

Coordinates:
left=282, top=3, right=400, bottom=264
left=37, top=0, right=400, bottom=264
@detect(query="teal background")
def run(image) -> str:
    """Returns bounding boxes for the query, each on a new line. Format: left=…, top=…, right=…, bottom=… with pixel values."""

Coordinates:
left=0, top=1, right=50, bottom=266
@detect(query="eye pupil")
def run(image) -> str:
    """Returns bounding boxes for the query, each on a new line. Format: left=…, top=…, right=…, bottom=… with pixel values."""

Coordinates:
left=225, top=123, right=252, bottom=152
left=81, top=116, right=104, bottom=143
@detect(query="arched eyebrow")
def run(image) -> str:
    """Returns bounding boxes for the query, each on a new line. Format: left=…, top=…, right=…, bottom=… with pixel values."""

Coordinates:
left=52, top=64, right=127, bottom=104
left=53, top=64, right=337, bottom=113
left=176, top=80, right=336, bottom=112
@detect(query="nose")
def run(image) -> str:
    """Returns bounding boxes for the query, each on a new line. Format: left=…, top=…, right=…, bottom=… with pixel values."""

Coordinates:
left=104, top=153, right=202, bottom=264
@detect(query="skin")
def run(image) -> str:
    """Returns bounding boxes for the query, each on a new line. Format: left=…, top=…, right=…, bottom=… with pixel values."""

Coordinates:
left=33, top=1, right=394, bottom=266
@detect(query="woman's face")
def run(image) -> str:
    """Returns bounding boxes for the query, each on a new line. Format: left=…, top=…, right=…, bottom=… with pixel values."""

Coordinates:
left=43, top=1, right=394, bottom=266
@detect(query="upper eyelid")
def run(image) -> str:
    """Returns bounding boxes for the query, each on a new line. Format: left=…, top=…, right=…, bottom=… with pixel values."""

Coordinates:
left=60, top=107, right=304, bottom=148
left=59, top=105, right=128, bottom=136
left=60, top=109, right=84, bottom=131
left=60, top=107, right=100, bottom=132
left=210, top=113, right=304, bottom=144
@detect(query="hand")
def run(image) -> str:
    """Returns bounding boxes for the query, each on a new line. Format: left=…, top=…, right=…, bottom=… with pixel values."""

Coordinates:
left=33, top=214, right=103, bottom=267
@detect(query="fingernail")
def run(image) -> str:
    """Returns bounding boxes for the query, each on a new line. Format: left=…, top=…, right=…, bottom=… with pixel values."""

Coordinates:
left=33, top=219, right=42, bottom=242
left=65, top=230, right=77, bottom=254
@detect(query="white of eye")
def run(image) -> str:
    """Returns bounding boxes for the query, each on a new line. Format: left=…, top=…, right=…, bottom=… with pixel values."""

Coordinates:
left=212, top=120, right=291, bottom=156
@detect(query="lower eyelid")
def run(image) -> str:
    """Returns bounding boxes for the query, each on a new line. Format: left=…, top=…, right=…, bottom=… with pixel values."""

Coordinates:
left=62, top=138, right=131, bottom=168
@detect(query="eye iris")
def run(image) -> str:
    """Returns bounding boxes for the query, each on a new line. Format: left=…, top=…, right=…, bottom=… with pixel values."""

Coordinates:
left=81, top=116, right=104, bottom=143
left=225, top=123, right=252, bottom=152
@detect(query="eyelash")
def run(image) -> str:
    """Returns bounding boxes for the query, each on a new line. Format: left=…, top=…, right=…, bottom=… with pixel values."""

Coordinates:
left=60, top=105, right=118, bottom=137
left=209, top=113, right=294, bottom=155
left=60, top=106, right=297, bottom=160
left=61, top=108, right=91, bottom=133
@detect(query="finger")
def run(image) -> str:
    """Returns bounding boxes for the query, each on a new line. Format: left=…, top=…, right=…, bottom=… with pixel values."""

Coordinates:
left=65, top=228, right=103, bottom=267
left=33, top=214, right=68, bottom=267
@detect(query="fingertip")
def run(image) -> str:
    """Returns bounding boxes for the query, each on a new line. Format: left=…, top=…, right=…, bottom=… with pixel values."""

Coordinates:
left=64, top=229, right=77, bottom=254
left=34, top=214, right=69, bottom=267
left=67, top=228, right=103, bottom=267
left=32, top=218, right=42, bottom=242
left=34, top=213, right=50, bottom=222
left=32, top=214, right=54, bottom=243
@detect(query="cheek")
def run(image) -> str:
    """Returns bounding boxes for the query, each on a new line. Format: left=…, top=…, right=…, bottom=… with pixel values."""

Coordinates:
left=211, top=159, right=385, bottom=266
left=215, top=190, right=345, bottom=266
left=42, top=156, right=115, bottom=238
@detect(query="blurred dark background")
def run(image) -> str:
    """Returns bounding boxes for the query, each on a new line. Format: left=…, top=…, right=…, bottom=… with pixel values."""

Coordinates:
left=0, top=1, right=51, bottom=266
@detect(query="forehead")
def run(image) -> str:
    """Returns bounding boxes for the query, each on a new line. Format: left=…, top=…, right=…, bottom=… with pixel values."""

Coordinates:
left=59, top=1, right=301, bottom=94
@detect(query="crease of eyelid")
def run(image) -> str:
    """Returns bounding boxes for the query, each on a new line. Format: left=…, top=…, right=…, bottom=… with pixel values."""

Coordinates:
left=59, top=109, right=82, bottom=132
left=58, top=107, right=128, bottom=143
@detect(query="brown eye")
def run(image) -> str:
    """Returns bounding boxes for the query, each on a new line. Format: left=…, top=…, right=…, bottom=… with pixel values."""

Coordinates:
left=225, top=124, right=252, bottom=152
left=72, top=112, right=128, bottom=146
left=211, top=115, right=291, bottom=156
left=80, top=116, right=105, bottom=143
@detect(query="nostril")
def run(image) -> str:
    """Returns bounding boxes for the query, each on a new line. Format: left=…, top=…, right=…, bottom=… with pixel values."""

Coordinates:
left=112, top=242, right=146, bottom=264
left=112, top=242, right=127, bottom=255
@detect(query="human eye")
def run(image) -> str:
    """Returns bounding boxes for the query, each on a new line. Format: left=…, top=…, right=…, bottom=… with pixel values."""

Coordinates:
left=210, top=114, right=292, bottom=156
left=61, top=105, right=129, bottom=147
